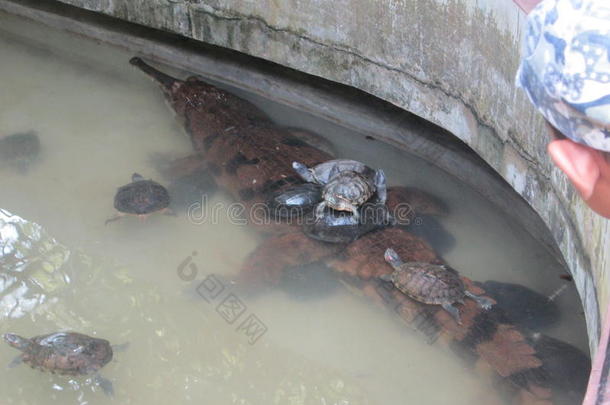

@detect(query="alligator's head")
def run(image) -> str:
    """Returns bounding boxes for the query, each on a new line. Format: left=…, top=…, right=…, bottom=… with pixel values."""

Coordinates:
left=130, top=57, right=269, bottom=135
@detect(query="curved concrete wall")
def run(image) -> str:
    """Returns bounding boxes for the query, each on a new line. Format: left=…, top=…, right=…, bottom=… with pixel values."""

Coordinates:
left=10, top=0, right=609, bottom=351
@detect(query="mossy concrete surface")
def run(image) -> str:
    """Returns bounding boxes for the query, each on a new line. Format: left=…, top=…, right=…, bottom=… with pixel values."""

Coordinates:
left=13, top=0, right=610, bottom=351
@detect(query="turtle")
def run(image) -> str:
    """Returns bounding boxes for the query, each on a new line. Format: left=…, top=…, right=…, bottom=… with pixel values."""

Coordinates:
left=106, top=173, right=172, bottom=224
left=0, top=131, right=40, bottom=173
left=381, top=248, right=493, bottom=324
left=3, top=332, right=117, bottom=395
left=316, top=167, right=386, bottom=220
left=293, top=160, right=386, bottom=220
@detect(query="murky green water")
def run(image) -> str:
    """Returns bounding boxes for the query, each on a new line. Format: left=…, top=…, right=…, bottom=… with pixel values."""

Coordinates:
left=0, top=11, right=588, bottom=405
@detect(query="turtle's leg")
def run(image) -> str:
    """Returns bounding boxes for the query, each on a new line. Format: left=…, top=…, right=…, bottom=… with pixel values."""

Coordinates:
left=162, top=208, right=177, bottom=217
left=465, top=291, right=494, bottom=310
left=374, top=169, right=387, bottom=204
left=7, top=354, right=23, bottom=369
left=104, top=213, right=124, bottom=225
left=111, top=342, right=130, bottom=352
left=344, top=203, right=360, bottom=221
left=315, top=201, right=327, bottom=219
left=441, top=302, right=462, bottom=325
left=94, top=374, right=114, bottom=397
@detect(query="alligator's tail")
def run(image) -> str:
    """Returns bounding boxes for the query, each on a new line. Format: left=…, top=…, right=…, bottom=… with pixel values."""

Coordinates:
left=336, top=273, right=555, bottom=404
left=130, top=57, right=182, bottom=93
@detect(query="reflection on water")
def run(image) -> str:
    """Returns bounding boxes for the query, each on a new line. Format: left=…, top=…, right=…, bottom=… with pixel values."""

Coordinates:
left=0, top=208, right=70, bottom=320
left=0, top=10, right=590, bottom=405
left=0, top=209, right=374, bottom=404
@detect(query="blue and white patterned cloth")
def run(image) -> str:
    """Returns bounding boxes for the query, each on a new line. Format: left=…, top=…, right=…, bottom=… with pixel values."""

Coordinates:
left=516, top=0, right=610, bottom=152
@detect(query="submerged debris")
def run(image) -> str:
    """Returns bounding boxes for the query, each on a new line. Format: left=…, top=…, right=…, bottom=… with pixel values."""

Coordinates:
left=0, top=131, right=40, bottom=173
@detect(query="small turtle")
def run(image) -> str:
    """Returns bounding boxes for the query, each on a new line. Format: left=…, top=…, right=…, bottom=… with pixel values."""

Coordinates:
left=267, top=183, right=322, bottom=219
left=106, top=173, right=172, bottom=224
left=3, top=332, right=118, bottom=395
left=381, top=248, right=493, bottom=324
left=0, top=131, right=40, bottom=173
left=293, top=160, right=386, bottom=221
left=316, top=167, right=385, bottom=220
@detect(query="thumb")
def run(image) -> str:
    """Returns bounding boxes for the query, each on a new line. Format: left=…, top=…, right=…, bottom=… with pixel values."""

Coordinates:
left=548, top=139, right=601, bottom=200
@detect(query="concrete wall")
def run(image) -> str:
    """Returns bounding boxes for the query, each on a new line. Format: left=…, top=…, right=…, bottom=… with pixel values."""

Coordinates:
left=10, top=0, right=609, bottom=351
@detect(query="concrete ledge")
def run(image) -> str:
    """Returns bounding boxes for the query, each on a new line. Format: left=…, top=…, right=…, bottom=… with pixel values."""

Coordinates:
left=2, top=0, right=607, bottom=352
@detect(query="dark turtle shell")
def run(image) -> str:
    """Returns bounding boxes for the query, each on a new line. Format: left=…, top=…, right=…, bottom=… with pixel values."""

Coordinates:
left=386, top=262, right=465, bottom=305
left=267, top=183, right=322, bottom=219
left=114, top=173, right=170, bottom=215
left=4, top=332, right=113, bottom=376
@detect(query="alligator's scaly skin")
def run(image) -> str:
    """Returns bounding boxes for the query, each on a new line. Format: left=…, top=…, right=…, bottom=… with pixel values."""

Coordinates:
left=134, top=58, right=334, bottom=207
left=131, top=57, right=559, bottom=404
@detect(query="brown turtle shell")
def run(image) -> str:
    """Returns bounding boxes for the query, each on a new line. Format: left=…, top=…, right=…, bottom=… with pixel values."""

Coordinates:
left=19, top=332, right=112, bottom=376
left=322, top=170, right=376, bottom=207
left=387, top=262, right=465, bottom=305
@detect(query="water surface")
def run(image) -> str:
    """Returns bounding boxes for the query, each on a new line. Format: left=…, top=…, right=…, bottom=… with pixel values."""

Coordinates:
left=0, top=11, right=588, bottom=405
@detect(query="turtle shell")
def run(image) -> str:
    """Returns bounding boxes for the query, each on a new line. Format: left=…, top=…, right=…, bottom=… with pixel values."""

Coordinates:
left=309, top=159, right=373, bottom=184
left=388, top=262, right=465, bottom=305
left=114, top=175, right=170, bottom=215
left=322, top=170, right=375, bottom=207
left=20, top=332, right=113, bottom=376
left=267, top=183, right=322, bottom=219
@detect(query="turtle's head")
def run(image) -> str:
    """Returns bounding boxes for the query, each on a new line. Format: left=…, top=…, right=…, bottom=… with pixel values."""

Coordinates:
left=325, top=191, right=355, bottom=214
left=384, top=248, right=402, bottom=268
left=3, top=334, right=30, bottom=351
